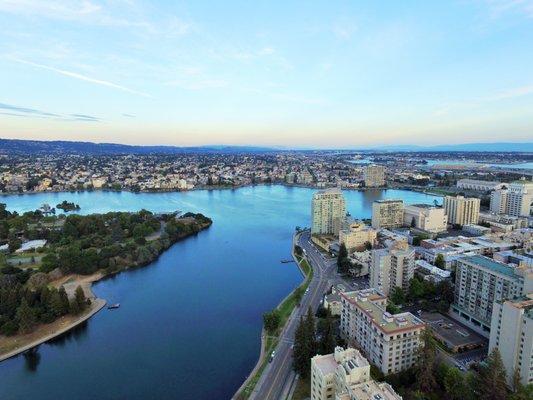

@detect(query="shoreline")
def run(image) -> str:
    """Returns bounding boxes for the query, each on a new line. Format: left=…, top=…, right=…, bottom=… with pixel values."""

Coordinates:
left=0, top=273, right=106, bottom=362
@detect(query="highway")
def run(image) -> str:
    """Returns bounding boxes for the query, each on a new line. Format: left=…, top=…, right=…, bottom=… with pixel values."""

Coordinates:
left=250, top=230, right=337, bottom=400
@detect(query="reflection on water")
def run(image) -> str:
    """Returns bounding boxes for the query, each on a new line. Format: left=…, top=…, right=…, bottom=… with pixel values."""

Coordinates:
left=48, top=320, right=89, bottom=348
left=23, top=348, right=41, bottom=372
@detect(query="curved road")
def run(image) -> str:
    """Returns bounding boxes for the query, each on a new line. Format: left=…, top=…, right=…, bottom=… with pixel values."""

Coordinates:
left=250, top=230, right=337, bottom=400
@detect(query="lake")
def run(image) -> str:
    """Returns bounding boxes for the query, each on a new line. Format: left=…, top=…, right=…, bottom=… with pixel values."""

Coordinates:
left=0, top=185, right=440, bottom=400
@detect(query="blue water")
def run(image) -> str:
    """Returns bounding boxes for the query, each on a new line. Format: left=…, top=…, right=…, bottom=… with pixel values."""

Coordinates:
left=422, top=159, right=533, bottom=170
left=0, top=186, right=440, bottom=400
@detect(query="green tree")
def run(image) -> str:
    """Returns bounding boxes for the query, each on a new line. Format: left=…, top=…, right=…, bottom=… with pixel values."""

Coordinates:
left=16, top=298, right=37, bottom=334
left=75, top=285, right=88, bottom=310
left=292, top=307, right=317, bottom=378
left=475, top=348, right=509, bottom=400
left=318, top=311, right=336, bottom=355
left=435, top=253, right=445, bottom=269
left=337, top=243, right=348, bottom=273
left=390, top=287, right=406, bottom=305
left=443, top=366, right=469, bottom=400
left=263, top=310, right=281, bottom=333
left=416, top=329, right=437, bottom=393
left=411, top=216, right=417, bottom=228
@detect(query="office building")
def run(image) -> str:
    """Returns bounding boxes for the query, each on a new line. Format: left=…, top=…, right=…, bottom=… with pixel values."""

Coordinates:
left=370, top=241, right=415, bottom=296
left=443, top=195, right=480, bottom=226
left=451, top=255, right=533, bottom=336
left=456, top=179, right=505, bottom=192
left=363, top=164, right=385, bottom=188
left=489, top=296, right=533, bottom=386
left=312, top=188, right=347, bottom=236
left=403, top=204, right=447, bottom=233
left=371, top=200, right=403, bottom=229
left=339, top=220, right=377, bottom=252
left=340, top=289, right=425, bottom=375
left=311, top=347, right=401, bottom=400
left=507, top=180, right=533, bottom=217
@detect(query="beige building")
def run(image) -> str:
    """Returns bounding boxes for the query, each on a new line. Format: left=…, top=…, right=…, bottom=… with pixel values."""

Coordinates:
left=311, top=347, right=401, bottom=400
left=507, top=180, right=533, bottom=217
left=312, top=188, right=347, bottom=236
left=490, top=188, right=509, bottom=215
left=443, top=195, right=480, bottom=226
left=371, top=200, right=403, bottom=229
left=339, top=221, right=377, bottom=252
left=370, top=241, right=415, bottom=296
left=363, top=164, right=385, bottom=188
left=451, top=255, right=533, bottom=336
left=340, top=289, right=425, bottom=375
left=489, top=295, right=533, bottom=386
left=457, top=179, right=505, bottom=192
left=403, top=204, right=447, bottom=233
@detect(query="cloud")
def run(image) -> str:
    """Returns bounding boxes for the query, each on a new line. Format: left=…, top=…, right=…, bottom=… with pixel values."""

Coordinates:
left=11, top=58, right=153, bottom=98
left=122, top=113, right=136, bottom=118
left=165, top=78, right=229, bottom=90
left=483, top=0, right=533, bottom=19
left=0, top=101, right=100, bottom=122
left=485, top=84, right=533, bottom=100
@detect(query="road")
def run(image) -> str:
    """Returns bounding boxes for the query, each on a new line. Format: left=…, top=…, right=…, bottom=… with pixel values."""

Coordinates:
left=250, top=230, right=337, bottom=400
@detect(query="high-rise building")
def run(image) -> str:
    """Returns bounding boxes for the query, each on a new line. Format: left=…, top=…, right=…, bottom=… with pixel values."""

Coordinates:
left=451, top=255, right=533, bottom=336
left=311, top=188, right=347, bottom=236
left=371, top=199, right=404, bottom=229
left=340, top=289, right=425, bottom=375
left=443, top=195, right=480, bottom=226
left=403, top=204, right=447, bottom=233
left=363, top=164, right=385, bottom=188
left=489, top=296, right=533, bottom=386
left=490, top=188, right=509, bottom=215
left=311, top=347, right=401, bottom=400
left=370, top=241, right=415, bottom=296
left=507, top=180, right=533, bottom=217
left=339, top=220, right=377, bottom=252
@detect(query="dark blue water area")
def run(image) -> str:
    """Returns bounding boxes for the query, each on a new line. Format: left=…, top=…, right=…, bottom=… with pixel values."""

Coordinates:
left=0, top=185, right=440, bottom=400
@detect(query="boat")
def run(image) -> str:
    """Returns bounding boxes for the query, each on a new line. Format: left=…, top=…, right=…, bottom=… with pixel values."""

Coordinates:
left=280, top=259, right=295, bottom=264
left=107, top=303, right=120, bottom=310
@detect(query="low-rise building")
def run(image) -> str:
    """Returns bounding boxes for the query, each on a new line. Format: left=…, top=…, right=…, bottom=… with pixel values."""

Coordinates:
left=457, top=179, right=505, bottom=192
left=339, top=221, right=377, bottom=252
left=340, top=289, right=425, bottom=375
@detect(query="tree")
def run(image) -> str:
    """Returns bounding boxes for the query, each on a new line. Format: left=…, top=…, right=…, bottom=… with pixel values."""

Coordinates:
left=475, top=348, right=509, bottom=400
left=443, top=366, right=469, bottom=400
left=435, top=253, right=445, bottom=269
left=411, top=216, right=417, bottom=228
left=390, top=287, right=406, bottom=305
left=409, top=277, right=425, bottom=301
left=294, top=245, right=303, bottom=257
left=16, top=298, right=37, bottom=334
left=292, top=307, right=317, bottom=378
left=263, top=310, right=281, bottom=333
left=318, top=311, right=336, bottom=355
left=416, top=329, right=437, bottom=393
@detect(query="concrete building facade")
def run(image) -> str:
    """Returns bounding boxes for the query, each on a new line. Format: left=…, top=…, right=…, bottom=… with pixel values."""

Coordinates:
left=507, top=180, right=533, bottom=217
left=312, top=188, right=347, bottom=236
left=340, top=289, right=425, bottom=375
left=403, top=204, right=447, bottom=233
left=363, top=164, right=385, bottom=188
left=489, top=296, right=533, bottom=386
left=370, top=242, right=415, bottom=296
left=339, top=221, right=377, bottom=252
left=490, top=188, right=509, bottom=215
left=371, top=200, right=404, bottom=229
left=443, top=195, right=480, bottom=226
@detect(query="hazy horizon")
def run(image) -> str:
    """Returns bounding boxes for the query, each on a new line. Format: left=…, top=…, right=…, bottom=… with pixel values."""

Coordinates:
left=1, top=1, right=533, bottom=147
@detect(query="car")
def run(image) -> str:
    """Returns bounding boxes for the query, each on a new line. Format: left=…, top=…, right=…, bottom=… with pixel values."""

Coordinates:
left=269, top=351, right=276, bottom=362
left=305, top=288, right=309, bottom=294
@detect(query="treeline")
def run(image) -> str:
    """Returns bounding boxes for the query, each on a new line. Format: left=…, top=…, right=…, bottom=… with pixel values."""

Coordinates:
left=0, top=278, right=89, bottom=336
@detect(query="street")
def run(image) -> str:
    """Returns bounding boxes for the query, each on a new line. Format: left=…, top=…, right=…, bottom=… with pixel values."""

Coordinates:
left=249, top=230, right=337, bottom=400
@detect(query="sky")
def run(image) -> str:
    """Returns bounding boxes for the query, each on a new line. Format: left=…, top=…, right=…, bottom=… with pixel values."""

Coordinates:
left=0, top=0, right=533, bottom=148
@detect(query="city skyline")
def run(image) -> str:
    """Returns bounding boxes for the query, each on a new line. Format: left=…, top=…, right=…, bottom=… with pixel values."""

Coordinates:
left=1, top=1, right=533, bottom=147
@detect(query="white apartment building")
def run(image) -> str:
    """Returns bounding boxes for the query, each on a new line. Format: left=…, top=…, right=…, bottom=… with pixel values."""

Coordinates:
left=340, top=289, right=425, bottom=375
left=403, top=204, right=447, bottom=233
left=311, top=347, right=401, bottom=400
left=490, top=188, right=509, bottom=215
left=339, top=221, right=377, bottom=252
left=370, top=241, right=415, bottom=296
left=451, top=255, right=533, bottom=336
left=507, top=180, right=533, bottom=217
left=363, top=164, right=385, bottom=188
left=371, top=200, right=404, bottom=229
left=443, top=195, right=480, bottom=226
left=312, top=188, right=347, bottom=236
left=489, top=295, right=533, bottom=386
left=457, top=179, right=505, bottom=192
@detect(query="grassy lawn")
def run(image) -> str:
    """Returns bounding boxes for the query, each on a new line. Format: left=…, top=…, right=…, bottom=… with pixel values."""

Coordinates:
left=292, top=376, right=310, bottom=400
left=237, top=246, right=314, bottom=399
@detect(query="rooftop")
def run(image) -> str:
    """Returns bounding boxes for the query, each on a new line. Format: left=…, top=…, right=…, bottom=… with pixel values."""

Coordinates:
left=313, top=354, right=338, bottom=376
left=459, top=255, right=519, bottom=278
left=344, top=380, right=402, bottom=400
left=342, top=289, right=425, bottom=333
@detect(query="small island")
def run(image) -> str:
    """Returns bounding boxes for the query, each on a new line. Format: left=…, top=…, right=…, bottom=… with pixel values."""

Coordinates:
left=56, top=200, right=81, bottom=212
left=0, top=203, right=212, bottom=361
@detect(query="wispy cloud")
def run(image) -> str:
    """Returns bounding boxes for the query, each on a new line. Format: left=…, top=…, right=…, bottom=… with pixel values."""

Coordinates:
left=483, top=0, right=533, bottom=19
left=165, top=78, right=228, bottom=90
left=0, top=101, right=101, bottom=122
left=11, top=58, right=153, bottom=98
left=485, top=84, right=533, bottom=100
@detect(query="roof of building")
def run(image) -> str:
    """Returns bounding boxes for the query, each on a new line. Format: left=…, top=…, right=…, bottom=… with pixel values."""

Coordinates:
left=374, top=199, right=403, bottom=204
left=341, top=289, right=425, bottom=334
left=459, top=255, right=518, bottom=278
left=312, top=354, right=338, bottom=376
left=345, top=380, right=402, bottom=400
